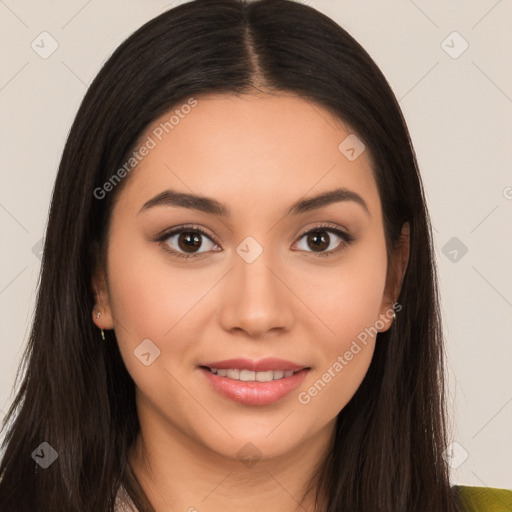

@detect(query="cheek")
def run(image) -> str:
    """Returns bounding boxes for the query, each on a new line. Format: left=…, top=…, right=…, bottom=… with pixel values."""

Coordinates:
left=294, top=234, right=387, bottom=417
left=105, top=231, right=224, bottom=373
left=107, top=218, right=208, bottom=324
left=305, top=233, right=388, bottom=347
left=105, top=235, right=203, bottom=406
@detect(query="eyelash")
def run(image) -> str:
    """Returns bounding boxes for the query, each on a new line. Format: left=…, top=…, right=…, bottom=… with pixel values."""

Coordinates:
left=155, top=223, right=355, bottom=260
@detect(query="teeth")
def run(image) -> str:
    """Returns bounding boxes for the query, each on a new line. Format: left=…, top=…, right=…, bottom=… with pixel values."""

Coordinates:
left=226, top=369, right=240, bottom=379
left=240, top=369, right=256, bottom=381
left=255, top=370, right=273, bottom=382
left=208, top=368, right=299, bottom=381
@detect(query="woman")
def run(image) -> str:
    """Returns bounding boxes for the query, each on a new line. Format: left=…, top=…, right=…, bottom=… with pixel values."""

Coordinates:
left=0, top=0, right=510, bottom=510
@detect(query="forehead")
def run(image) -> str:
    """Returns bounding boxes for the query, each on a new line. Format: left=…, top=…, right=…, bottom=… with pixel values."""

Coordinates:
left=115, top=93, right=380, bottom=220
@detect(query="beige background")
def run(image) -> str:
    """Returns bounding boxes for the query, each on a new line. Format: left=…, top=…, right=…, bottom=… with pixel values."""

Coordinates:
left=1, top=0, right=511, bottom=489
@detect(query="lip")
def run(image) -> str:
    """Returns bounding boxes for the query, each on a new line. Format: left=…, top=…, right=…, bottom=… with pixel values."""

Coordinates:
left=200, top=366, right=310, bottom=406
left=201, top=357, right=307, bottom=372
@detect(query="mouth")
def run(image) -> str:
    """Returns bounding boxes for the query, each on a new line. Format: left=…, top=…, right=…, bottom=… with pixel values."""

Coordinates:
left=198, top=358, right=311, bottom=406
left=201, top=366, right=302, bottom=382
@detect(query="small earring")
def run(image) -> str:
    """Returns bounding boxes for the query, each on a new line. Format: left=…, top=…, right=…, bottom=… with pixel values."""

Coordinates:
left=96, top=311, right=101, bottom=319
left=392, top=310, right=397, bottom=320
left=101, top=329, right=105, bottom=341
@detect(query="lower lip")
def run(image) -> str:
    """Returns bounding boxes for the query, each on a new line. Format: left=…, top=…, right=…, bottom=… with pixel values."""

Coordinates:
left=200, top=367, right=309, bottom=406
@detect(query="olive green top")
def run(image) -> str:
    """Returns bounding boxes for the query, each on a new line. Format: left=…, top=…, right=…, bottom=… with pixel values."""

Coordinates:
left=452, top=485, right=512, bottom=511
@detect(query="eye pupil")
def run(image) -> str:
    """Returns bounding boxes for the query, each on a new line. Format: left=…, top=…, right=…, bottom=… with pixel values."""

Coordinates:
left=178, top=231, right=202, bottom=252
left=307, top=231, right=329, bottom=252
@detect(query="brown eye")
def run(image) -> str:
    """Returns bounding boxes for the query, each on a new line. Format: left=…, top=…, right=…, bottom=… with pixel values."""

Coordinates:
left=294, top=225, right=354, bottom=256
left=160, top=226, right=219, bottom=258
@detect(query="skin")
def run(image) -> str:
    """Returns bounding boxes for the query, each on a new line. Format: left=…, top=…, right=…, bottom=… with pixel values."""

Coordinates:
left=93, top=92, right=409, bottom=512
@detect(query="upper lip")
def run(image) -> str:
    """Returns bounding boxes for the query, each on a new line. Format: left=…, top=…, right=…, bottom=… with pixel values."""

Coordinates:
left=200, top=358, right=309, bottom=372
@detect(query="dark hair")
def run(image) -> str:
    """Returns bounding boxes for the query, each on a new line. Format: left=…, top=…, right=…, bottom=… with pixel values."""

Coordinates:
left=0, top=0, right=463, bottom=510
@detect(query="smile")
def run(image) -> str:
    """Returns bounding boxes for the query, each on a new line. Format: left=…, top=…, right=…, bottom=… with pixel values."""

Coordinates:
left=199, top=366, right=310, bottom=406
left=205, top=367, right=298, bottom=382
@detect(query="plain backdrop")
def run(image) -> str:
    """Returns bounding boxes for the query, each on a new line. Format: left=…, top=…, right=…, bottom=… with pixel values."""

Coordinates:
left=0, top=0, right=511, bottom=489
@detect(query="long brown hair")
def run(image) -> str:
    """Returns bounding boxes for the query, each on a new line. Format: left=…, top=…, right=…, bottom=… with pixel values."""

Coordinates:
left=0, top=1, right=462, bottom=510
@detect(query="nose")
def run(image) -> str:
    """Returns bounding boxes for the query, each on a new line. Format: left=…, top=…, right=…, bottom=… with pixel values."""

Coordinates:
left=218, top=247, right=295, bottom=339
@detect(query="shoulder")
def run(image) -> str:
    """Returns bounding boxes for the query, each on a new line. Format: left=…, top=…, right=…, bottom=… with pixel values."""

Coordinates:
left=452, top=485, right=512, bottom=511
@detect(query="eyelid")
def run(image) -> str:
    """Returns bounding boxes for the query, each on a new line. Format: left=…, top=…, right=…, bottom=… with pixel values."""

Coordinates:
left=296, top=222, right=352, bottom=241
left=158, top=224, right=217, bottom=243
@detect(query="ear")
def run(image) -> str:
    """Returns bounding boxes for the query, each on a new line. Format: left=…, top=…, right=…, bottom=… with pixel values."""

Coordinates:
left=91, top=262, right=115, bottom=330
left=377, top=222, right=410, bottom=332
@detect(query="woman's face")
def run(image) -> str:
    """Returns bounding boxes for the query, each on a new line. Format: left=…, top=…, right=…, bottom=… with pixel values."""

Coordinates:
left=94, top=93, right=403, bottom=461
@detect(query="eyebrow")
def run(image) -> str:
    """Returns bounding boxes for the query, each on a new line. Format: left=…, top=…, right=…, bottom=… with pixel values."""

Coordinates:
left=139, top=187, right=370, bottom=217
